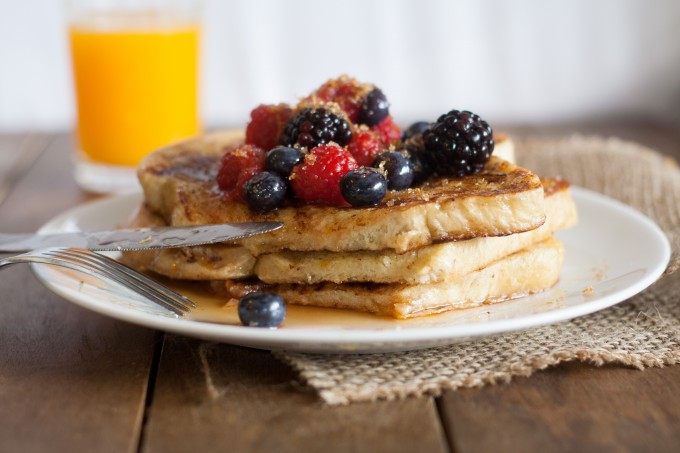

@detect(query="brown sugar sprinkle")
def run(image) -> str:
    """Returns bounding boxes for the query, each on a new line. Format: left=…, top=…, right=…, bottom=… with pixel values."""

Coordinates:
left=294, top=100, right=352, bottom=123
left=301, top=75, right=373, bottom=106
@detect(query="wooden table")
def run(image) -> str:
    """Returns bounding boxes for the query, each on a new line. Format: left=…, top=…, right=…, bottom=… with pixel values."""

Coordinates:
left=2, top=123, right=680, bottom=453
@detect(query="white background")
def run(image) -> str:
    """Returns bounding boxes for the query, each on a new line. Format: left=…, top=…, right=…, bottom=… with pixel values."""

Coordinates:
left=1, top=0, right=680, bottom=131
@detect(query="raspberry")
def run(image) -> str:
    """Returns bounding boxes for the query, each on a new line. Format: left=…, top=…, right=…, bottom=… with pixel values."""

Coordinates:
left=280, top=108, right=352, bottom=149
left=216, top=144, right=266, bottom=201
left=290, top=143, right=358, bottom=205
left=372, top=115, right=401, bottom=147
left=347, top=127, right=384, bottom=166
left=245, top=104, right=293, bottom=151
left=422, top=109, right=494, bottom=177
left=305, top=75, right=371, bottom=123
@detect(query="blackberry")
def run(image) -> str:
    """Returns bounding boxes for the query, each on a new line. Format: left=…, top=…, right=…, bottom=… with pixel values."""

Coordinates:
left=422, top=110, right=494, bottom=177
left=401, top=121, right=430, bottom=141
left=238, top=292, right=286, bottom=327
left=373, top=151, right=414, bottom=190
left=243, top=172, right=287, bottom=213
left=280, top=108, right=352, bottom=148
left=265, top=146, right=304, bottom=177
left=340, top=167, right=387, bottom=207
left=358, top=88, right=389, bottom=126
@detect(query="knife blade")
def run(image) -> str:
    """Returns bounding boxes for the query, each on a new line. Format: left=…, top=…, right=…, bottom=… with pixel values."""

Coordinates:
left=0, top=222, right=283, bottom=253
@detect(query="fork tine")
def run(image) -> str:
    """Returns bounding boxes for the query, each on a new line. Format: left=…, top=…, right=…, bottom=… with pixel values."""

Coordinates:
left=57, top=249, right=197, bottom=309
left=9, top=248, right=188, bottom=316
left=44, top=249, right=191, bottom=315
left=50, top=249, right=193, bottom=313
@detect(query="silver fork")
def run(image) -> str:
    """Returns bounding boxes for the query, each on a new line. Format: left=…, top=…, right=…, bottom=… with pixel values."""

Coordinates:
left=0, top=247, right=195, bottom=316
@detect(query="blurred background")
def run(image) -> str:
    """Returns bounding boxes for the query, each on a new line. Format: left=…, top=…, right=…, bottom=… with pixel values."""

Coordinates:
left=1, top=0, right=680, bottom=132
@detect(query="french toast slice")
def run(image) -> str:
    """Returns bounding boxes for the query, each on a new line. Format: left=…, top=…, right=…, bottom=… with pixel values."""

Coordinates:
left=123, top=178, right=574, bottom=283
left=255, top=179, right=576, bottom=284
left=122, top=204, right=256, bottom=280
left=138, top=131, right=545, bottom=255
left=214, top=237, right=564, bottom=319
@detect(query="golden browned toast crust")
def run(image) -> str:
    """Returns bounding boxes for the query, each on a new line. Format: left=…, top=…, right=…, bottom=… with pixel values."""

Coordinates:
left=139, top=131, right=545, bottom=254
left=255, top=179, right=576, bottom=284
left=214, top=237, right=564, bottom=319
left=122, top=177, right=576, bottom=284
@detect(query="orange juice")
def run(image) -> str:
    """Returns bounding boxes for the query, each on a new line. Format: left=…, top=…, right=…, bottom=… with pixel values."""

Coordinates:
left=70, top=20, right=200, bottom=166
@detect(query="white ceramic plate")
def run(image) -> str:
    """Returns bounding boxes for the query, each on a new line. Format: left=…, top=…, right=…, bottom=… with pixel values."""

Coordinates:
left=31, top=188, right=670, bottom=353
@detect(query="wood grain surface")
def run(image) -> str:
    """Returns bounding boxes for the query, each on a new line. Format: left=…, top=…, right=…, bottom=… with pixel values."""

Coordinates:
left=0, top=135, right=157, bottom=453
left=441, top=363, right=680, bottom=453
left=0, top=122, right=679, bottom=453
left=0, top=133, right=51, bottom=205
left=143, top=337, right=448, bottom=453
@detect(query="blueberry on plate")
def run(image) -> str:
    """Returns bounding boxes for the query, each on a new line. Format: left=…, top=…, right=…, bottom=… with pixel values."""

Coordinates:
left=340, top=167, right=388, bottom=207
left=238, top=291, right=286, bottom=328
left=243, top=171, right=287, bottom=213
left=372, top=151, right=414, bottom=190
left=265, top=146, right=304, bottom=177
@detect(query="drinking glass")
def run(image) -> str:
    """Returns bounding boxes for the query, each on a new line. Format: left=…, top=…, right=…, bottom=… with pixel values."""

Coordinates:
left=66, top=0, right=202, bottom=193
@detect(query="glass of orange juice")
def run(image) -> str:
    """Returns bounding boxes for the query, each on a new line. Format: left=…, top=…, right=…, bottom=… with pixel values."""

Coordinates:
left=66, top=0, right=202, bottom=193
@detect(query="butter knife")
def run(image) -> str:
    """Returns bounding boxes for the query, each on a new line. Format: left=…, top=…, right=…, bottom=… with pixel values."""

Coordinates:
left=0, top=222, right=283, bottom=253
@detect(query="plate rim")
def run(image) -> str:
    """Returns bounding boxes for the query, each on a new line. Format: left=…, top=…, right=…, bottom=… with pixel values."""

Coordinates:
left=31, top=187, right=671, bottom=352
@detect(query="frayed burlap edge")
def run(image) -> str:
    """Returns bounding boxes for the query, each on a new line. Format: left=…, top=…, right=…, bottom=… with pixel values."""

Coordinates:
left=274, top=135, right=680, bottom=405
left=275, top=349, right=680, bottom=406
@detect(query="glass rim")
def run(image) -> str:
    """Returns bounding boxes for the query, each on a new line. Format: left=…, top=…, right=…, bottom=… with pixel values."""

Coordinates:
left=63, top=0, right=204, bottom=25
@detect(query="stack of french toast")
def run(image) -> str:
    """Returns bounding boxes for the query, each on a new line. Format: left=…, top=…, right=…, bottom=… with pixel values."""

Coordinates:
left=124, top=76, right=577, bottom=319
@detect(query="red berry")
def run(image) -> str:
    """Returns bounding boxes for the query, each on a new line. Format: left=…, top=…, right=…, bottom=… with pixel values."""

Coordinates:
left=305, top=76, right=371, bottom=123
left=372, top=115, right=402, bottom=146
left=347, top=128, right=385, bottom=166
left=217, top=144, right=266, bottom=201
left=290, top=144, right=358, bottom=205
left=245, top=104, right=293, bottom=151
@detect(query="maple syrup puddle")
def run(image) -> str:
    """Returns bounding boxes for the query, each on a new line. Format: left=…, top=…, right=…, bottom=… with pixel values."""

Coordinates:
left=161, top=278, right=407, bottom=330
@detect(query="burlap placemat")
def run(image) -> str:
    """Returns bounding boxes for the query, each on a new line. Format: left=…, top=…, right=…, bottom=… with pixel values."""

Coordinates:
left=274, top=135, right=680, bottom=405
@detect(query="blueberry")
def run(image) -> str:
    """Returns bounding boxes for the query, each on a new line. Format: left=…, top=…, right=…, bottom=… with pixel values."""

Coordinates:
left=265, top=146, right=304, bottom=177
left=408, top=150, right=432, bottom=185
left=404, top=139, right=433, bottom=185
left=238, top=291, right=286, bottom=327
left=358, top=88, right=389, bottom=126
left=372, top=151, right=414, bottom=190
left=243, top=172, right=287, bottom=213
left=402, top=121, right=430, bottom=141
left=340, top=167, right=387, bottom=207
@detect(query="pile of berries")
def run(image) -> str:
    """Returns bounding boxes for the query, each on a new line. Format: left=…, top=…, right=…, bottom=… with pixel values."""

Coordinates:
left=217, top=75, right=495, bottom=213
